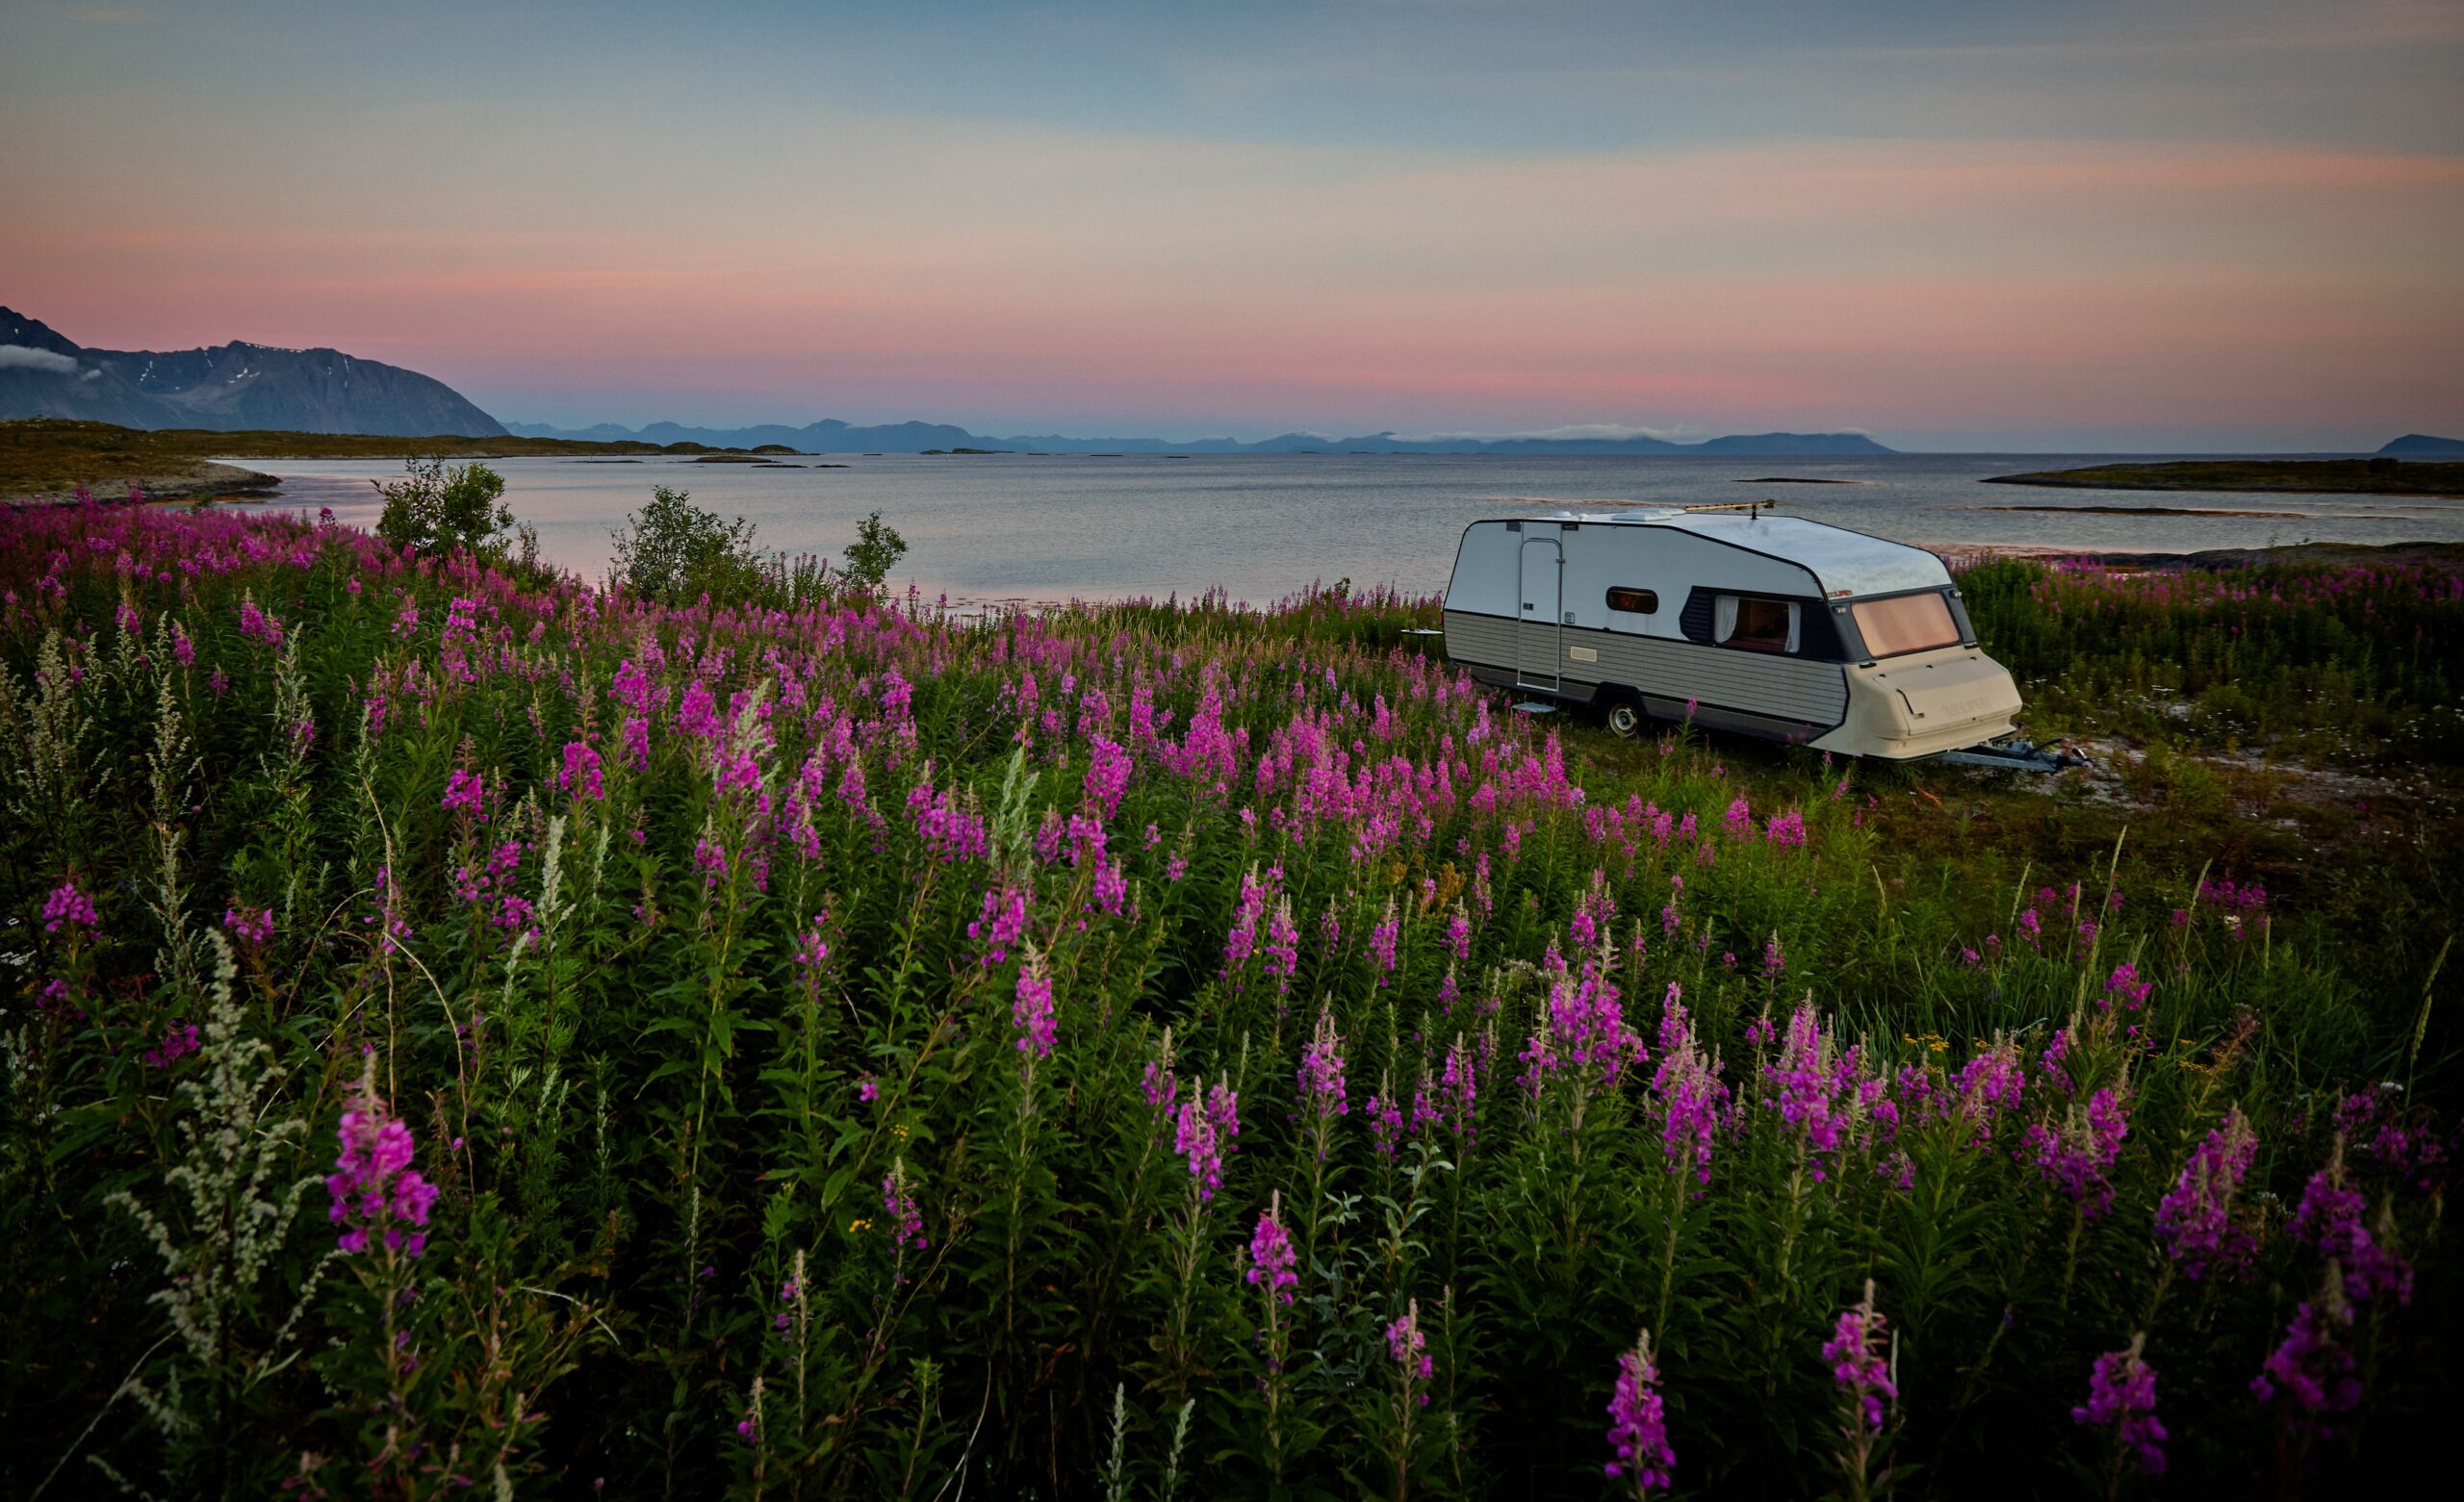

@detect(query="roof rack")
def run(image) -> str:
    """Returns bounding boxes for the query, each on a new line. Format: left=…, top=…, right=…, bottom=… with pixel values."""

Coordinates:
left=1677, top=499, right=1782, bottom=515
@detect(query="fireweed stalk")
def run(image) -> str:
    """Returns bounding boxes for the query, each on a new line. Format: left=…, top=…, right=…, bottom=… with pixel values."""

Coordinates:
left=1604, top=1327, right=1676, bottom=1499
left=1246, top=1190, right=1299, bottom=1483
left=1166, top=1075, right=1239, bottom=1382
left=1295, top=1002, right=1349, bottom=1264
left=325, top=1056, right=442, bottom=1480
left=1382, top=1297, right=1434, bottom=1500
left=2072, top=1333, right=2167, bottom=1494
left=1824, top=1280, right=1897, bottom=1502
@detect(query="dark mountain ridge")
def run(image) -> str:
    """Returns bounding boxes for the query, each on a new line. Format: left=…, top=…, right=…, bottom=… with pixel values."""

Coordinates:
left=0, top=308, right=507, bottom=438
left=501, top=418, right=1898, bottom=456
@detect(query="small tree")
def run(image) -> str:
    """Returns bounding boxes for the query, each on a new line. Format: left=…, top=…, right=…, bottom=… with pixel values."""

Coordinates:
left=841, top=511, right=908, bottom=595
left=609, top=485, right=767, bottom=605
left=372, top=457, right=512, bottom=559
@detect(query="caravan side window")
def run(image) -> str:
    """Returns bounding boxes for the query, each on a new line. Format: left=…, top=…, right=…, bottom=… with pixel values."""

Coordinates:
left=1605, top=587, right=1658, bottom=614
left=1715, top=596, right=1798, bottom=654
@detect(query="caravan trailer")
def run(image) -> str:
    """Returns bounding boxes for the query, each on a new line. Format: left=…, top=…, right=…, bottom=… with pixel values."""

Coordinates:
left=1440, top=506, right=2024, bottom=759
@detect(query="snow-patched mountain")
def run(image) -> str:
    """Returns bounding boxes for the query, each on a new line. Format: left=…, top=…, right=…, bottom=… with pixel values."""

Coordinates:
left=0, top=308, right=506, bottom=437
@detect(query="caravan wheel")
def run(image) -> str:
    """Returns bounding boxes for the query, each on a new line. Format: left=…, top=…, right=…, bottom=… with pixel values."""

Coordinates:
left=1605, top=700, right=1643, bottom=740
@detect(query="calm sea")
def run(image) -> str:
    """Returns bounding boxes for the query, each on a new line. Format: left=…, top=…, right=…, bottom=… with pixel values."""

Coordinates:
left=218, top=451, right=2459, bottom=604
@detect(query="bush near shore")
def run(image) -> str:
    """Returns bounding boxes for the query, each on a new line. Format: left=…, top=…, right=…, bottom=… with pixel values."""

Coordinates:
left=0, top=503, right=2452, bottom=1498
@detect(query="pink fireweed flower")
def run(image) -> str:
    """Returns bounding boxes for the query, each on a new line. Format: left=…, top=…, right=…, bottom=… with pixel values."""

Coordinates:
left=968, top=883, right=1030, bottom=966
left=1223, top=866, right=1270, bottom=971
left=325, top=1076, right=441, bottom=1257
left=236, top=595, right=284, bottom=646
left=1439, top=1032, right=1478, bottom=1142
left=1823, top=1281, right=1895, bottom=1434
left=142, top=1022, right=201, bottom=1069
left=1944, top=1036, right=2025, bottom=1145
left=2072, top=1335, right=2167, bottom=1476
left=2291, top=1143, right=2413, bottom=1306
left=1012, top=949, right=1057, bottom=1058
left=1386, top=1300, right=1433, bottom=1384
left=222, top=903, right=274, bottom=948
left=2252, top=1286, right=2361, bottom=1430
left=2024, top=1085, right=2131, bottom=1219
left=1296, top=1006, right=1349, bottom=1128
left=1763, top=1001, right=1846, bottom=1176
left=692, top=832, right=730, bottom=889
left=560, top=741, right=605, bottom=802
left=883, top=1158, right=926, bottom=1251
left=2154, top=1107, right=2259, bottom=1281
left=1264, top=897, right=1299, bottom=987
left=1764, top=809, right=1807, bottom=847
left=1370, top=897, right=1400, bottom=980
left=441, top=768, right=486, bottom=819
left=910, top=778, right=989, bottom=864
left=1651, top=985, right=1727, bottom=1184
left=41, top=879, right=99, bottom=934
left=1368, top=1078, right=1406, bottom=1159
left=1174, top=1078, right=1239, bottom=1201
left=2103, top=962, right=2152, bottom=1010
left=1722, top=797, right=1751, bottom=838
left=1083, top=733, right=1133, bottom=818
left=1604, top=1328, right=1676, bottom=1494
left=1446, top=903, right=1471, bottom=962
left=1246, top=1191, right=1299, bottom=1305
left=1142, top=1028, right=1179, bottom=1115
left=1760, top=931, right=1786, bottom=980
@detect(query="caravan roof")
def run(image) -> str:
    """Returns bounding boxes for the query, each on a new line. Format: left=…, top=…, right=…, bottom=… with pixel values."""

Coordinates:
left=1527, top=508, right=1951, bottom=598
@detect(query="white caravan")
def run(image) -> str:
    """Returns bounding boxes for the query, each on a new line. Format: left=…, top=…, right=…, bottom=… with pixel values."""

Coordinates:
left=1440, top=506, right=2024, bottom=759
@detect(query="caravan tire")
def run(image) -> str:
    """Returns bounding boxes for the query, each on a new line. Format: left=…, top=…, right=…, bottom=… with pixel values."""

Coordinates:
left=1604, top=700, right=1644, bottom=740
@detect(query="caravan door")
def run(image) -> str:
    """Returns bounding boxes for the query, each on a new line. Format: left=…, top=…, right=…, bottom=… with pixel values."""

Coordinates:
left=1517, top=535, right=1562, bottom=689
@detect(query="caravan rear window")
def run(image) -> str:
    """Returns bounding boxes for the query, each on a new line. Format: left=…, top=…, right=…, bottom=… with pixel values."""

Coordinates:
left=1605, top=587, right=1658, bottom=614
left=1851, top=592, right=1963, bottom=657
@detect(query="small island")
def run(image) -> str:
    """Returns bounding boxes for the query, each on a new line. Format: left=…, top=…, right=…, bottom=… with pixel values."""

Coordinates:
left=1984, top=457, right=2464, bottom=497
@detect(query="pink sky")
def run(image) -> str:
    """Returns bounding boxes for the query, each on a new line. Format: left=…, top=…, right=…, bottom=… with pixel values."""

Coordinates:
left=4, top=1, right=2459, bottom=448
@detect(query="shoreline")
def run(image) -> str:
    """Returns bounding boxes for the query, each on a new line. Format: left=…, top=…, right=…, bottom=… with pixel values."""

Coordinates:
left=1985, top=457, right=2464, bottom=498
left=2, top=459, right=281, bottom=506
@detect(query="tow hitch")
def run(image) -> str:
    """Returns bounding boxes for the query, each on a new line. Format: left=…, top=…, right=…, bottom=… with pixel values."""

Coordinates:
left=1935, top=738, right=2092, bottom=774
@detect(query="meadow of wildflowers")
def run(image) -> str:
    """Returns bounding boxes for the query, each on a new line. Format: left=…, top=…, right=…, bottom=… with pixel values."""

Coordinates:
left=0, top=501, right=2451, bottom=1498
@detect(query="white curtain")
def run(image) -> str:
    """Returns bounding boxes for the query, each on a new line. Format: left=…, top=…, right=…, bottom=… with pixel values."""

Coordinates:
left=1785, top=602, right=1802, bottom=653
left=1713, top=595, right=1738, bottom=642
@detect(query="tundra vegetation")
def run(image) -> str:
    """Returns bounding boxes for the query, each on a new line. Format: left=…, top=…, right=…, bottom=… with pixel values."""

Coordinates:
left=0, top=500, right=2453, bottom=1499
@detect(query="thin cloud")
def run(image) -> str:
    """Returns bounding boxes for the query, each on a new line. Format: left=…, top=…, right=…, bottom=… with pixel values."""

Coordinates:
left=0, top=344, right=81, bottom=373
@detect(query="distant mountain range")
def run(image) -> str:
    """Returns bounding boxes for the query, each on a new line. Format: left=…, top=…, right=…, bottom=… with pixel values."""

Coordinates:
left=0, top=308, right=508, bottom=438
left=12, top=304, right=2446, bottom=459
left=500, top=419, right=1899, bottom=456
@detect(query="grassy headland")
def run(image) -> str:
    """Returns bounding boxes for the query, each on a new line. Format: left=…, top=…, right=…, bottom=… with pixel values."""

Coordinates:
left=1984, top=456, right=2464, bottom=496
left=0, top=418, right=766, bottom=502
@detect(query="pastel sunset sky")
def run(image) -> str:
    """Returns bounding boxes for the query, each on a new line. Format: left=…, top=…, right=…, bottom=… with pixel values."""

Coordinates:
left=5, top=0, right=2460, bottom=448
